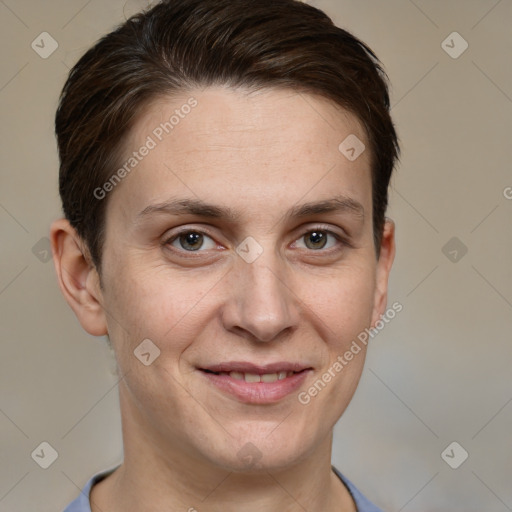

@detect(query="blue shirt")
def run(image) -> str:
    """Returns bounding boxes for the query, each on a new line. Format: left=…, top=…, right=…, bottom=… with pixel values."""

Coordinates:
left=63, top=465, right=384, bottom=512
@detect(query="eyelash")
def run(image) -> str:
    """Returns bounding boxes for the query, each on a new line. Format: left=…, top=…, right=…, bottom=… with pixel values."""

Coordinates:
left=163, top=225, right=351, bottom=256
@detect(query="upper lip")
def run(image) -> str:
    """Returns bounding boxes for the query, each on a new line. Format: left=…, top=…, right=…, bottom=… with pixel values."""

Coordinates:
left=200, top=362, right=312, bottom=374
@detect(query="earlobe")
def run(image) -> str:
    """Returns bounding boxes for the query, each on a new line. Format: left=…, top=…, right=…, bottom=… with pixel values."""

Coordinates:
left=49, top=218, right=108, bottom=337
left=371, top=218, right=396, bottom=327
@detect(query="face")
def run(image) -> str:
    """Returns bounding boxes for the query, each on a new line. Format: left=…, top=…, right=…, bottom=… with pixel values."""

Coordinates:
left=92, top=86, right=394, bottom=472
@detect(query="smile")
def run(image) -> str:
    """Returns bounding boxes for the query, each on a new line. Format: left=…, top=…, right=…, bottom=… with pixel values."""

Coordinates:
left=198, top=365, right=312, bottom=404
left=204, top=369, right=299, bottom=382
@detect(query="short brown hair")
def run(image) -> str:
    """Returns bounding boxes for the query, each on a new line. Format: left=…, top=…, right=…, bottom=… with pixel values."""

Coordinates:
left=55, top=0, right=399, bottom=275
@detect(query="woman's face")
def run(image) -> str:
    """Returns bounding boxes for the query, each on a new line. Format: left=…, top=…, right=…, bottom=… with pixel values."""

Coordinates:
left=95, top=86, right=394, bottom=471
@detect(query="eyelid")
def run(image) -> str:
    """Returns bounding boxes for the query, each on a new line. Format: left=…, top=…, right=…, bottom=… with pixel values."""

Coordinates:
left=294, top=222, right=350, bottom=239
left=163, top=223, right=352, bottom=254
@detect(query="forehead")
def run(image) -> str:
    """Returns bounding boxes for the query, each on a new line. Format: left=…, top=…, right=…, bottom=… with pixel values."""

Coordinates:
left=134, top=86, right=366, bottom=151
left=107, top=86, right=372, bottom=224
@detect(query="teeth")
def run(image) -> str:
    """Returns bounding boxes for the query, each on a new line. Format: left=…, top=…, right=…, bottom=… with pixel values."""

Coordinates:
left=261, top=373, right=278, bottom=383
left=224, top=371, right=295, bottom=382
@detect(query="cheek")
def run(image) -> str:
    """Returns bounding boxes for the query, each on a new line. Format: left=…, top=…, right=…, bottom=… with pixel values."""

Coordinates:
left=298, top=267, right=376, bottom=416
left=102, top=255, right=225, bottom=371
left=303, top=262, right=377, bottom=344
left=102, top=265, right=186, bottom=350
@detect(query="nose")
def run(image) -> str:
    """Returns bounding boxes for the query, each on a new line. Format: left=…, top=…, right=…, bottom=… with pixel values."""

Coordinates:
left=220, top=248, right=300, bottom=343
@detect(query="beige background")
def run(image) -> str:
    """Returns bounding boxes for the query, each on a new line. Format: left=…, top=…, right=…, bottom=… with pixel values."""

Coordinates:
left=1, top=0, right=511, bottom=510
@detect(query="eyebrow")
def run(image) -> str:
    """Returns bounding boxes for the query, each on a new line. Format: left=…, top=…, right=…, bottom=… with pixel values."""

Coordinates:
left=135, top=195, right=364, bottom=223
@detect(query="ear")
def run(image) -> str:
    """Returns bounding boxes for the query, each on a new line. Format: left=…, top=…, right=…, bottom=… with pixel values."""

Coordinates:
left=50, top=218, right=108, bottom=337
left=370, top=218, right=396, bottom=327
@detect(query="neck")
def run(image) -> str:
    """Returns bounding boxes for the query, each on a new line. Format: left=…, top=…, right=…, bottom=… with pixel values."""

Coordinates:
left=90, top=386, right=356, bottom=512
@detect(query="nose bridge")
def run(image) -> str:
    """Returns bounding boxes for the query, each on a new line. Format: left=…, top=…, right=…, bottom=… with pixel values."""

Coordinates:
left=246, top=255, right=286, bottom=306
left=223, top=240, right=299, bottom=342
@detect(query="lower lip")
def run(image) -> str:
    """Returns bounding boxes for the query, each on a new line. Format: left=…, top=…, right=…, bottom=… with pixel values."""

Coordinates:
left=199, top=369, right=311, bottom=404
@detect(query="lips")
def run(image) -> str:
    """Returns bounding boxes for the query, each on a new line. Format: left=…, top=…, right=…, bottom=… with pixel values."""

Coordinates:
left=203, top=369, right=297, bottom=383
left=199, top=361, right=311, bottom=382
left=200, top=361, right=311, bottom=374
left=198, top=361, right=312, bottom=403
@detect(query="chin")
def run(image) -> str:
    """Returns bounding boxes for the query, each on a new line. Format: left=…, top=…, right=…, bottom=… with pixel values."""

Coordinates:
left=199, top=427, right=315, bottom=474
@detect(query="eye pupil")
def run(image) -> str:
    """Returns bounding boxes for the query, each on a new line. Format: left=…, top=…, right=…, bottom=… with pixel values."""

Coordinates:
left=180, top=232, right=203, bottom=251
left=305, top=231, right=327, bottom=249
left=173, top=230, right=334, bottom=253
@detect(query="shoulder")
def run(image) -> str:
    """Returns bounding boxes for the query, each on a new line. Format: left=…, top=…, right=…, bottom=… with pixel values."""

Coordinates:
left=62, top=467, right=118, bottom=512
left=65, top=465, right=382, bottom=512
left=332, top=466, right=386, bottom=512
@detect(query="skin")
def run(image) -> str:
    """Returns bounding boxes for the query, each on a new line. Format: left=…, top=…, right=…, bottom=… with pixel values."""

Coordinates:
left=50, top=86, right=395, bottom=512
